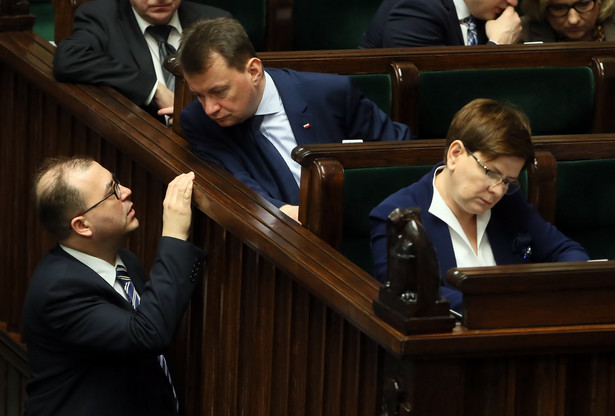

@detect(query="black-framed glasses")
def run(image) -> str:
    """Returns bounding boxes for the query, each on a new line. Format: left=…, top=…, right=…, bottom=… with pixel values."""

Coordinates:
left=74, top=174, right=122, bottom=217
left=546, top=0, right=595, bottom=17
left=466, top=149, right=521, bottom=195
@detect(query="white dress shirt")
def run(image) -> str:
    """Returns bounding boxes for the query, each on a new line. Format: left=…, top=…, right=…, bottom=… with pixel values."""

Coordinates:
left=132, top=9, right=182, bottom=104
left=60, top=245, right=129, bottom=301
left=428, top=167, right=497, bottom=268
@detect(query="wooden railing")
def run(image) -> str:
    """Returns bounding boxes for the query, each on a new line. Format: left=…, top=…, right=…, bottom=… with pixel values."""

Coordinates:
left=0, top=29, right=390, bottom=415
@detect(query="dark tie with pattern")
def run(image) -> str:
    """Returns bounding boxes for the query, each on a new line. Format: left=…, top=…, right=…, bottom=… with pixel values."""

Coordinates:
left=464, top=17, right=478, bottom=46
left=146, top=25, right=177, bottom=91
left=116, top=264, right=179, bottom=413
left=247, top=116, right=299, bottom=204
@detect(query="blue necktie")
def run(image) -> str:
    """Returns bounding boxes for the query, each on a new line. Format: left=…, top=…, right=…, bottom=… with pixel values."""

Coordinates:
left=464, top=17, right=478, bottom=46
left=146, top=25, right=177, bottom=91
left=116, top=264, right=179, bottom=413
left=247, top=116, right=300, bottom=204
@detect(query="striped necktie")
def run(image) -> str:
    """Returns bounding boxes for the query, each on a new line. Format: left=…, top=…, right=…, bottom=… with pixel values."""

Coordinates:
left=116, top=264, right=179, bottom=413
left=464, top=17, right=478, bottom=46
left=146, top=25, right=177, bottom=91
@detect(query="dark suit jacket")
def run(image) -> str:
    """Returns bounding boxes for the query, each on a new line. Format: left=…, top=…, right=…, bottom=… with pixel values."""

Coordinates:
left=23, top=237, right=206, bottom=416
left=360, top=0, right=488, bottom=47
left=180, top=68, right=412, bottom=208
left=53, top=0, right=229, bottom=118
left=369, top=163, right=589, bottom=311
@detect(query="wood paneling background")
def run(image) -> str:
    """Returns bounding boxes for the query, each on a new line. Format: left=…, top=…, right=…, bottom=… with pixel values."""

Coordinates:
left=3, top=28, right=615, bottom=416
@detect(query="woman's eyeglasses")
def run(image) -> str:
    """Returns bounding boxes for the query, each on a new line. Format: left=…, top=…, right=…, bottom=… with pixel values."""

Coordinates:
left=466, top=149, right=521, bottom=195
left=546, top=0, right=596, bottom=17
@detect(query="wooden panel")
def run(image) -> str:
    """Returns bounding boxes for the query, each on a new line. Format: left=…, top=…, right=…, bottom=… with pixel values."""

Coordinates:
left=4, top=30, right=615, bottom=416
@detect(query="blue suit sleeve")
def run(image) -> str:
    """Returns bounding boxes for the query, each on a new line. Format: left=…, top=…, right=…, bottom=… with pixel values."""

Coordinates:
left=180, top=101, right=290, bottom=208
left=381, top=0, right=453, bottom=47
left=518, top=198, right=590, bottom=262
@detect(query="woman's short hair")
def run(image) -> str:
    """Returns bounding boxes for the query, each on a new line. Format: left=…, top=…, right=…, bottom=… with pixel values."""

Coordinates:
left=445, top=98, right=535, bottom=169
left=178, top=17, right=257, bottom=75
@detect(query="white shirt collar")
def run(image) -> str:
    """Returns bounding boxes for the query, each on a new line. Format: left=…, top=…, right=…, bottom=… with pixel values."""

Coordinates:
left=255, top=71, right=284, bottom=117
left=59, top=244, right=126, bottom=290
left=428, top=167, right=492, bottom=251
left=132, top=8, right=181, bottom=35
left=453, top=0, right=472, bottom=21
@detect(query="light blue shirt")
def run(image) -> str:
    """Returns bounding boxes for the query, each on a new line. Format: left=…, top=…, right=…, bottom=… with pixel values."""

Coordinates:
left=254, top=71, right=301, bottom=187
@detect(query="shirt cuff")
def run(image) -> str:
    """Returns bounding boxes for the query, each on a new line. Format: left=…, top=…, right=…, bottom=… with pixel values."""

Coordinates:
left=145, top=81, right=158, bottom=106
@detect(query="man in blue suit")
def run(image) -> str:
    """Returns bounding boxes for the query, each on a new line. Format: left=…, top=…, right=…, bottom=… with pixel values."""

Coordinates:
left=178, top=18, right=411, bottom=222
left=53, top=0, right=230, bottom=122
left=359, top=0, right=522, bottom=48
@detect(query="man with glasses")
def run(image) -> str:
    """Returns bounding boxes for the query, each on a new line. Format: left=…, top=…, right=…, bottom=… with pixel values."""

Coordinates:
left=369, top=99, right=589, bottom=313
left=521, top=0, right=615, bottom=42
left=23, top=156, right=205, bottom=415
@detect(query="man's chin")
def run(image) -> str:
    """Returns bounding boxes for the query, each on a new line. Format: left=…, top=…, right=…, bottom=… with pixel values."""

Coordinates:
left=127, top=219, right=140, bottom=233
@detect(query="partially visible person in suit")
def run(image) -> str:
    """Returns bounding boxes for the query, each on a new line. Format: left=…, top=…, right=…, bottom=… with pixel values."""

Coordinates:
left=369, top=99, right=589, bottom=312
left=53, top=0, right=230, bottom=123
left=23, top=156, right=205, bottom=415
left=178, top=17, right=412, bottom=222
left=520, top=0, right=615, bottom=42
left=359, top=0, right=522, bottom=47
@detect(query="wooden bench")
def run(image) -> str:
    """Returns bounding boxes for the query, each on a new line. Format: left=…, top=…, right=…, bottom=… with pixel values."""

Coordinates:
left=171, top=44, right=615, bottom=139
left=292, top=134, right=615, bottom=275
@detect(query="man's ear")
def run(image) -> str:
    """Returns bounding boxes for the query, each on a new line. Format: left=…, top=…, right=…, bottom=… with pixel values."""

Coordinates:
left=447, top=139, right=465, bottom=171
left=246, top=57, right=263, bottom=85
left=71, top=216, right=93, bottom=238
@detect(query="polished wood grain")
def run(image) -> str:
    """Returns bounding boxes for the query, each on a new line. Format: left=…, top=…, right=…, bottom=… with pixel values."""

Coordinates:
left=3, top=30, right=615, bottom=416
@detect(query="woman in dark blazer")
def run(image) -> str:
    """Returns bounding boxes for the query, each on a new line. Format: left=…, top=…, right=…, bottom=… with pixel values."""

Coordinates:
left=369, top=99, right=589, bottom=312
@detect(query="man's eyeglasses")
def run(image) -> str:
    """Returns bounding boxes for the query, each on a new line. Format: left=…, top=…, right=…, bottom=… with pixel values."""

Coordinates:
left=546, top=0, right=595, bottom=17
left=74, top=174, right=122, bottom=217
left=466, top=149, right=521, bottom=195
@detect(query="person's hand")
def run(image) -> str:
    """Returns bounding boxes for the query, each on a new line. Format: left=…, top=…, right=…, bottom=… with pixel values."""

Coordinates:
left=280, top=204, right=301, bottom=223
left=485, top=6, right=522, bottom=45
left=154, top=82, right=174, bottom=110
left=157, top=106, right=174, bottom=126
left=162, top=172, right=195, bottom=240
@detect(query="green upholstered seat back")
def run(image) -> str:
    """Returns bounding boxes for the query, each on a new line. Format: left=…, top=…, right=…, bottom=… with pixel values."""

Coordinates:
left=555, top=159, right=615, bottom=260
left=342, top=166, right=529, bottom=275
left=349, top=74, right=392, bottom=116
left=418, top=67, right=594, bottom=139
left=292, top=0, right=383, bottom=49
left=199, top=0, right=266, bottom=51
left=342, top=165, right=432, bottom=275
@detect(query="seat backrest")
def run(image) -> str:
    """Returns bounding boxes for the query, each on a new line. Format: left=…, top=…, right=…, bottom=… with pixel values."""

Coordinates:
left=195, top=0, right=266, bottom=51
left=418, top=66, right=595, bottom=139
left=342, top=165, right=431, bottom=274
left=291, top=0, right=382, bottom=50
left=554, top=158, right=615, bottom=260
left=349, top=74, right=392, bottom=116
